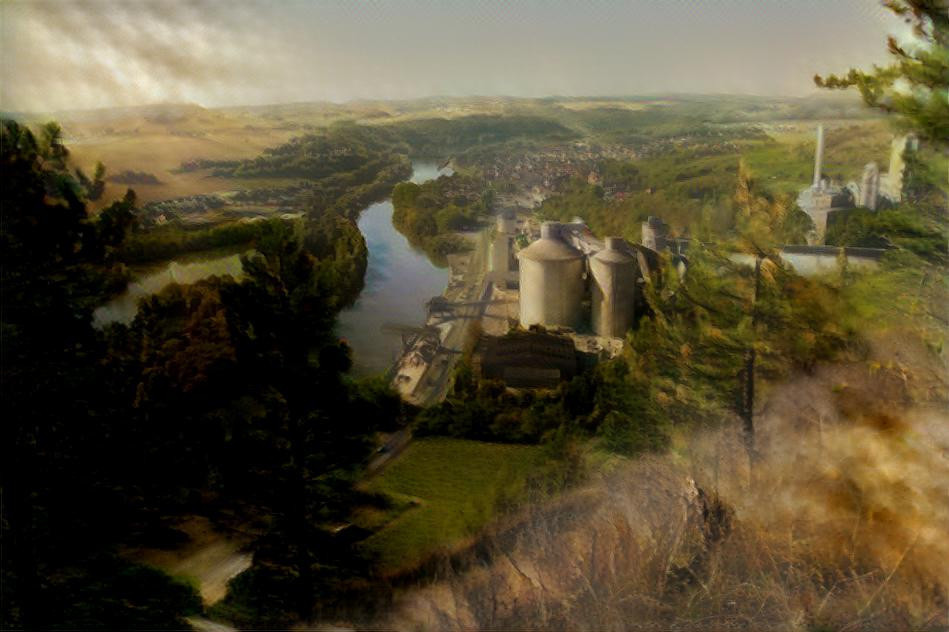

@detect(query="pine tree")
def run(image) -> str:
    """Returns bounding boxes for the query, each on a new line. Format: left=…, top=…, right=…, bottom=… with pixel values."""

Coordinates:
left=814, top=0, right=949, bottom=145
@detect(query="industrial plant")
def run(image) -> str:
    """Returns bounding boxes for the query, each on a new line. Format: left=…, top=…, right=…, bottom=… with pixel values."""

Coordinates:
left=490, top=214, right=668, bottom=338
left=796, top=124, right=917, bottom=244
left=401, top=124, right=914, bottom=395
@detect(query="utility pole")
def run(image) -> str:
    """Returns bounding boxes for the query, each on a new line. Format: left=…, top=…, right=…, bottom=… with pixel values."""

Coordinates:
left=741, top=254, right=762, bottom=461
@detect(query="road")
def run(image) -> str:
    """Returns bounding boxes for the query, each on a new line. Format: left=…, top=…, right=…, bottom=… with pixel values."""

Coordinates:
left=411, top=228, right=492, bottom=407
left=366, top=427, right=413, bottom=476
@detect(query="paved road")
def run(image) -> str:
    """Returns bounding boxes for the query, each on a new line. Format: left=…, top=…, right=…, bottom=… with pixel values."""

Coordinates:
left=366, top=427, right=412, bottom=476
left=412, top=229, right=492, bottom=407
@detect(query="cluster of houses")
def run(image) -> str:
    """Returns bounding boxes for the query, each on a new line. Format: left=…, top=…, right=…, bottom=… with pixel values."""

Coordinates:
left=142, top=185, right=308, bottom=227
left=479, top=143, right=639, bottom=197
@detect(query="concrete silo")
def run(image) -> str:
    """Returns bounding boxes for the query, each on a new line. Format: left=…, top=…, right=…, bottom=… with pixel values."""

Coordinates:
left=640, top=216, right=668, bottom=252
left=591, top=237, right=639, bottom=338
left=489, top=211, right=517, bottom=283
left=517, top=222, right=585, bottom=329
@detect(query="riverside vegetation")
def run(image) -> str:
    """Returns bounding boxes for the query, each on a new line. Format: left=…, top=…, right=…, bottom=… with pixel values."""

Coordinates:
left=1, top=119, right=398, bottom=628
left=391, top=172, right=494, bottom=265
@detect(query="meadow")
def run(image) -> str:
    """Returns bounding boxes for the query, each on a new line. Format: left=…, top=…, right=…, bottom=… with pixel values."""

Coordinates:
left=359, top=438, right=545, bottom=573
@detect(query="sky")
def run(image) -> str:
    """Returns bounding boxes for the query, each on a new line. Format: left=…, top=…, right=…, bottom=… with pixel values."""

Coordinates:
left=0, top=0, right=908, bottom=113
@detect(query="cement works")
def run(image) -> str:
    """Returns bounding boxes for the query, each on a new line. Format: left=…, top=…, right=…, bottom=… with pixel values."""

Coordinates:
left=387, top=205, right=888, bottom=404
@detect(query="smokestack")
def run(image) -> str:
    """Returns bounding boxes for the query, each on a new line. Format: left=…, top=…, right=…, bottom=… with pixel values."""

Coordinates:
left=812, top=124, right=824, bottom=188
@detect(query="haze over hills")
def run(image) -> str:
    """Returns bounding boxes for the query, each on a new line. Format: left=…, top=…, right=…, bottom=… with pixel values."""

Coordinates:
left=10, top=92, right=882, bottom=208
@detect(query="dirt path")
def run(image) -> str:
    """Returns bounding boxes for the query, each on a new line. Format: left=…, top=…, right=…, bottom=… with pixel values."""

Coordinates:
left=366, top=428, right=413, bottom=477
left=124, top=515, right=253, bottom=605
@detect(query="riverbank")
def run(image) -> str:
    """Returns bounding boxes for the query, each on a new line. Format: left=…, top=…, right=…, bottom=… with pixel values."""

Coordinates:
left=335, top=162, right=453, bottom=375
left=389, top=227, right=492, bottom=406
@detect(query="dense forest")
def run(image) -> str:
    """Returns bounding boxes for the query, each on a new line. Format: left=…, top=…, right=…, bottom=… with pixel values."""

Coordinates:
left=0, top=119, right=403, bottom=629
left=390, top=172, right=493, bottom=265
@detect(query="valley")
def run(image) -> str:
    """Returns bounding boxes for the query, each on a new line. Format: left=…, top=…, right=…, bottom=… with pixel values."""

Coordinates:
left=4, top=89, right=947, bottom=631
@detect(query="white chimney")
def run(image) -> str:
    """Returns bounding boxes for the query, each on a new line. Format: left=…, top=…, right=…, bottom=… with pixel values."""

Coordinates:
left=812, top=124, right=824, bottom=188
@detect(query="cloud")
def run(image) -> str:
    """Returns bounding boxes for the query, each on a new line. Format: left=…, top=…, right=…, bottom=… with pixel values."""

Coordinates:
left=1, top=0, right=301, bottom=112
left=0, top=0, right=902, bottom=113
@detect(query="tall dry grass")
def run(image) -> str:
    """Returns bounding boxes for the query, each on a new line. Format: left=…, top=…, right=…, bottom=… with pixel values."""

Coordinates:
left=380, top=334, right=948, bottom=631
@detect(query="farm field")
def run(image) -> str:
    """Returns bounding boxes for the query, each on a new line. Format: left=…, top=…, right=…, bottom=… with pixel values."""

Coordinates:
left=34, top=105, right=298, bottom=207
left=359, top=438, right=545, bottom=573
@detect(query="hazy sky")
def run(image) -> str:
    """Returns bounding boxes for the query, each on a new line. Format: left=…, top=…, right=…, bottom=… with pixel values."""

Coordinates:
left=0, top=0, right=907, bottom=113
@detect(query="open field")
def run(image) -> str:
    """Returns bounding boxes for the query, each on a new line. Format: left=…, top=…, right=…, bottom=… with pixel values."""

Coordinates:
left=33, top=105, right=300, bottom=207
left=359, top=438, right=545, bottom=573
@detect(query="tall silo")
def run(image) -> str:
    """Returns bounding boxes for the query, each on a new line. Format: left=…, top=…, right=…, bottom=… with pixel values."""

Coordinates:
left=517, top=222, right=585, bottom=329
left=498, top=209, right=517, bottom=235
left=591, top=237, right=639, bottom=338
left=489, top=211, right=517, bottom=282
left=641, top=216, right=668, bottom=251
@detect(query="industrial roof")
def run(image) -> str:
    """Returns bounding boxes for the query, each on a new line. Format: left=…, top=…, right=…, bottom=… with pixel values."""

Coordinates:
left=591, top=245, right=636, bottom=264
left=517, top=236, right=584, bottom=262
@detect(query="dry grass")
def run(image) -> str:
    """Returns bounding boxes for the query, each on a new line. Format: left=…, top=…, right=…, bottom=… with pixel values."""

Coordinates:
left=380, top=335, right=948, bottom=631
left=30, top=105, right=300, bottom=207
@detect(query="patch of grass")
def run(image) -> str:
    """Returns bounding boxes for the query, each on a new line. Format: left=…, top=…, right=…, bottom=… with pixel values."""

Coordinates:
left=359, top=437, right=544, bottom=573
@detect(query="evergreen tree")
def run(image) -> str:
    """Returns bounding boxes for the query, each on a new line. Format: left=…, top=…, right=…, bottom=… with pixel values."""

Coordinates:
left=815, top=0, right=949, bottom=144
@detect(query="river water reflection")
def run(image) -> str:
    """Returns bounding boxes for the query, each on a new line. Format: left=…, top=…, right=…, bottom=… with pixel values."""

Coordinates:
left=336, top=162, right=452, bottom=375
left=94, top=162, right=451, bottom=375
left=93, top=254, right=245, bottom=327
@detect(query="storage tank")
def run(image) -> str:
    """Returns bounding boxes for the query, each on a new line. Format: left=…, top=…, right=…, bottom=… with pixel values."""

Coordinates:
left=591, top=237, right=639, bottom=338
left=641, top=216, right=668, bottom=251
left=489, top=211, right=517, bottom=282
left=517, top=222, right=585, bottom=329
left=497, top=209, right=517, bottom=235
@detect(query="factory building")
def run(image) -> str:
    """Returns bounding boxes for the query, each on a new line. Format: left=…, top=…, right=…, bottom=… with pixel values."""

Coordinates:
left=878, top=134, right=919, bottom=204
left=796, top=125, right=852, bottom=244
left=488, top=209, right=519, bottom=286
left=797, top=125, right=918, bottom=244
left=473, top=330, right=579, bottom=388
left=640, top=216, right=668, bottom=252
left=503, top=219, right=663, bottom=339
left=858, top=162, right=880, bottom=210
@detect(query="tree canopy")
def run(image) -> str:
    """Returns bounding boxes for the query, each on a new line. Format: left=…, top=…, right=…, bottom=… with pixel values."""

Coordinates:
left=815, top=0, right=949, bottom=144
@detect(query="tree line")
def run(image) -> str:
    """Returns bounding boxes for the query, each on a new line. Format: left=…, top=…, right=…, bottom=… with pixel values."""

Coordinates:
left=1, top=119, right=403, bottom=629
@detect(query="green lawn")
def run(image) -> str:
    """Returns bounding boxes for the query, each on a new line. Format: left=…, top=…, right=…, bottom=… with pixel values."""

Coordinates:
left=359, top=437, right=544, bottom=573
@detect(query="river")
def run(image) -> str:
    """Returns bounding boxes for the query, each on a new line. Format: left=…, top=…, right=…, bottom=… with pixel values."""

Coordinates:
left=94, top=162, right=452, bottom=375
left=336, top=162, right=452, bottom=374
left=92, top=254, right=245, bottom=327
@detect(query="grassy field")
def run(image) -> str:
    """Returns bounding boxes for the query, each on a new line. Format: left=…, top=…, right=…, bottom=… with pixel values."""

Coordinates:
left=33, top=105, right=300, bottom=208
left=359, top=437, right=545, bottom=573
